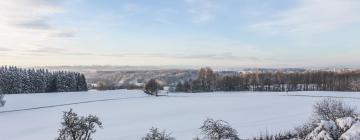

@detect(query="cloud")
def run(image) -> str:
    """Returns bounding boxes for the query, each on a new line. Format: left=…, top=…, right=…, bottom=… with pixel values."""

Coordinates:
left=21, top=47, right=96, bottom=56
left=185, top=0, right=215, bottom=23
left=0, top=0, right=63, bottom=29
left=15, top=18, right=52, bottom=30
left=248, top=0, right=360, bottom=34
left=100, top=52, right=273, bottom=63
left=51, top=30, right=76, bottom=38
left=0, top=0, right=74, bottom=47
left=24, top=47, right=66, bottom=53
left=170, top=53, right=260, bottom=61
left=0, top=47, right=11, bottom=52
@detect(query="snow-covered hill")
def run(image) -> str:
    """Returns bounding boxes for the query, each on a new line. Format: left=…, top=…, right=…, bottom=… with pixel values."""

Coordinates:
left=1, top=90, right=360, bottom=140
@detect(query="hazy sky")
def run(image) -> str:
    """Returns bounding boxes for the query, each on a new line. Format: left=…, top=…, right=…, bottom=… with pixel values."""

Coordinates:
left=1, top=0, right=360, bottom=67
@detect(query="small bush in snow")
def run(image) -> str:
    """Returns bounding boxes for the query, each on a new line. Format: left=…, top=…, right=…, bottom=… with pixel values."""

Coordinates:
left=199, top=118, right=240, bottom=140
left=252, top=131, right=295, bottom=140
left=0, top=93, right=5, bottom=107
left=56, top=109, right=103, bottom=140
left=294, top=121, right=317, bottom=139
left=142, top=127, right=175, bottom=140
left=313, top=98, right=357, bottom=122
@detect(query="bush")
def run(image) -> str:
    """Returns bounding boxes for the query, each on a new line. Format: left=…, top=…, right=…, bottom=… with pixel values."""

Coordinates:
left=199, top=118, right=240, bottom=140
left=0, top=93, right=5, bottom=107
left=142, top=127, right=175, bottom=140
left=294, top=121, right=317, bottom=139
left=56, top=109, right=103, bottom=140
left=252, top=131, right=295, bottom=140
left=313, top=98, right=357, bottom=122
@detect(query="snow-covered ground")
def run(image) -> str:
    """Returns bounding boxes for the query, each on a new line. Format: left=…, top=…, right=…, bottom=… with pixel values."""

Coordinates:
left=1, top=90, right=360, bottom=140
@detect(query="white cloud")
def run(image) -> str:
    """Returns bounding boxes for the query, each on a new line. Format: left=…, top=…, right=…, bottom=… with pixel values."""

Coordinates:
left=0, top=0, right=73, bottom=53
left=248, top=0, right=360, bottom=34
left=122, top=3, right=141, bottom=13
left=185, top=0, right=215, bottom=23
left=0, top=0, right=63, bottom=29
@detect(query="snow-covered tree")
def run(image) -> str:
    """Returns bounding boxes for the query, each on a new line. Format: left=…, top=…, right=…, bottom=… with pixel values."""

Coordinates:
left=295, top=99, right=360, bottom=140
left=0, top=89, right=5, bottom=107
left=0, top=66, right=88, bottom=94
left=313, top=98, right=357, bottom=122
left=199, top=118, right=240, bottom=140
left=142, top=127, right=175, bottom=140
left=56, top=109, right=102, bottom=140
left=305, top=116, right=360, bottom=140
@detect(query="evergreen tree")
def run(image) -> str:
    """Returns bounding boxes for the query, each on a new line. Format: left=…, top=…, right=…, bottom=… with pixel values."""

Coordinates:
left=0, top=88, right=5, bottom=107
left=0, top=66, right=88, bottom=94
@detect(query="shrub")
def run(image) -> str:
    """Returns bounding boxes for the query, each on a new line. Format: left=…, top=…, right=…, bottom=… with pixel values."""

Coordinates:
left=142, top=127, right=175, bottom=140
left=252, top=131, right=295, bottom=140
left=294, top=121, right=317, bottom=139
left=0, top=93, right=5, bottom=107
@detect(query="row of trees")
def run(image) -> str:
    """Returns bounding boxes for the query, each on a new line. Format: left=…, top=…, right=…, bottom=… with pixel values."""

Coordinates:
left=176, top=67, right=360, bottom=92
left=0, top=66, right=88, bottom=94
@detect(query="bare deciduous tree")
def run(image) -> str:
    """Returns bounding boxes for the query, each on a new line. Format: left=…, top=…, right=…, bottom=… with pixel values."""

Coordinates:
left=142, top=127, right=175, bottom=140
left=313, top=98, right=357, bottom=122
left=56, top=109, right=103, bottom=140
left=144, top=79, right=161, bottom=96
left=200, top=118, right=240, bottom=140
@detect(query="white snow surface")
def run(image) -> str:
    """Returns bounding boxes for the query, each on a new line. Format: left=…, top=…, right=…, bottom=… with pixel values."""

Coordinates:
left=1, top=90, right=360, bottom=140
left=340, top=122, right=360, bottom=140
left=337, top=117, right=355, bottom=130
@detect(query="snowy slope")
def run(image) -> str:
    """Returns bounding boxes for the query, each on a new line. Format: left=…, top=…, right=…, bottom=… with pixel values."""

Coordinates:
left=1, top=90, right=360, bottom=140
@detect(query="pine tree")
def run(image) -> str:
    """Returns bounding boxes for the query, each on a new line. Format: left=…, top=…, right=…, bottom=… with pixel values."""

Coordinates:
left=0, top=88, right=5, bottom=107
left=0, top=66, right=88, bottom=94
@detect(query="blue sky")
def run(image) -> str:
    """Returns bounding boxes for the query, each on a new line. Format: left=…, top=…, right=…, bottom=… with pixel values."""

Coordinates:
left=1, top=0, right=360, bottom=68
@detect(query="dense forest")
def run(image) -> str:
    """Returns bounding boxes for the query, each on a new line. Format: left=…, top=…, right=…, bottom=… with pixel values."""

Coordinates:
left=0, top=66, right=88, bottom=94
left=175, top=67, right=360, bottom=92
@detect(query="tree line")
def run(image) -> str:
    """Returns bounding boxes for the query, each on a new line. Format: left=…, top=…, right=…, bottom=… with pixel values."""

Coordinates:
left=176, top=67, right=360, bottom=92
left=0, top=66, right=88, bottom=94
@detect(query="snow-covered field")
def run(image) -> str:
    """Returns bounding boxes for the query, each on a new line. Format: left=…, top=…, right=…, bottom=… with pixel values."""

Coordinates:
left=1, top=90, right=360, bottom=140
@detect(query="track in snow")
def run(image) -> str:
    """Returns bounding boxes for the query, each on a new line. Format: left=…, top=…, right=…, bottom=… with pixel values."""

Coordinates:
left=281, top=94, right=360, bottom=100
left=0, top=96, right=151, bottom=114
left=2, top=93, right=360, bottom=114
